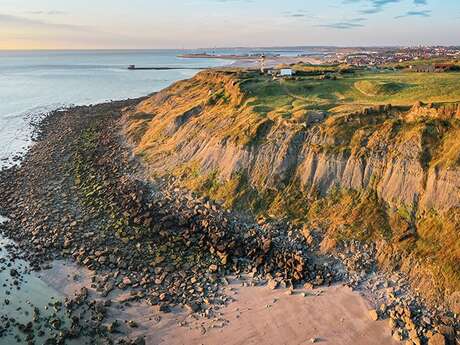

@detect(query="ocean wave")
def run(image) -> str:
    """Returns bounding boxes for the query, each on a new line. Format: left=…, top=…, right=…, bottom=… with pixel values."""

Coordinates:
left=1, top=103, right=67, bottom=120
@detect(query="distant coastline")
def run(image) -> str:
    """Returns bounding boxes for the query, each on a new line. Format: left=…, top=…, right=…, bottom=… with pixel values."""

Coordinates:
left=178, top=53, right=263, bottom=60
left=179, top=53, right=323, bottom=68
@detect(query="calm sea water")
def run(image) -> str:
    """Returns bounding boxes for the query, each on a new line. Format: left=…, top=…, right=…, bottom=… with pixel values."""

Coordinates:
left=0, top=49, right=237, bottom=164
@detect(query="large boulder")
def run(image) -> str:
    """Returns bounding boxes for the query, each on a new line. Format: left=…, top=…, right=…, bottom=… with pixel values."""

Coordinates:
left=427, top=333, right=446, bottom=345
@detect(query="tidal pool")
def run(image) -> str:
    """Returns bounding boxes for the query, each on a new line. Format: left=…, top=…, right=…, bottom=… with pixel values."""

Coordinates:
left=0, top=216, right=88, bottom=344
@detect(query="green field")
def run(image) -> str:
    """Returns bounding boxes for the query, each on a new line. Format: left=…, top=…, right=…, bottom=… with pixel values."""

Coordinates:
left=239, top=70, right=460, bottom=116
left=381, top=58, right=460, bottom=69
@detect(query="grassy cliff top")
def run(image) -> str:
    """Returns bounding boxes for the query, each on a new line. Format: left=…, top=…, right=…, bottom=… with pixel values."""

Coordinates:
left=238, top=69, right=460, bottom=112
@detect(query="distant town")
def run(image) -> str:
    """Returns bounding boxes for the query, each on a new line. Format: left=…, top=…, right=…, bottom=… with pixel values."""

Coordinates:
left=180, top=46, right=460, bottom=71
left=330, top=46, right=460, bottom=67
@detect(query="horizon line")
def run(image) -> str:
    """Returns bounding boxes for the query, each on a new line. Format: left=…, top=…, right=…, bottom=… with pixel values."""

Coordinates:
left=1, top=44, right=460, bottom=52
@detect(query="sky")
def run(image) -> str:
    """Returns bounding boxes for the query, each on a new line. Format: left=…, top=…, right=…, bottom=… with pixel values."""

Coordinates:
left=0, top=0, right=459, bottom=49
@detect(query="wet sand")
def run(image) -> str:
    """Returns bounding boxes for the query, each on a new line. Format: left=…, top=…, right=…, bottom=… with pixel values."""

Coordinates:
left=0, top=233, right=87, bottom=344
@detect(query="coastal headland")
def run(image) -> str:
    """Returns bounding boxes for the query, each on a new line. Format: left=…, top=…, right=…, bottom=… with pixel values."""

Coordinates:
left=0, top=65, right=459, bottom=344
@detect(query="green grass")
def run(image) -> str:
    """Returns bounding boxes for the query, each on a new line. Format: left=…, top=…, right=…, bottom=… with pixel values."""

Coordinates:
left=383, top=58, right=460, bottom=69
left=354, top=80, right=408, bottom=96
left=308, top=188, right=393, bottom=242
left=239, top=71, right=460, bottom=116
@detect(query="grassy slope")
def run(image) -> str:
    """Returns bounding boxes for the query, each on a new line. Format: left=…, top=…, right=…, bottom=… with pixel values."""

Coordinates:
left=243, top=71, right=460, bottom=114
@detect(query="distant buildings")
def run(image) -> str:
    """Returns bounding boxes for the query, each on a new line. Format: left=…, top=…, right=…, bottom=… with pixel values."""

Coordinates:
left=263, top=67, right=295, bottom=78
left=280, top=68, right=294, bottom=77
left=409, top=63, right=456, bottom=73
left=410, top=65, right=436, bottom=73
left=330, top=46, right=460, bottom=68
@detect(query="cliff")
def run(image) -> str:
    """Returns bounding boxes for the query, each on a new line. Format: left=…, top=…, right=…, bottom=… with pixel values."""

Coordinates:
left=123, top=69, right=460, bottom=308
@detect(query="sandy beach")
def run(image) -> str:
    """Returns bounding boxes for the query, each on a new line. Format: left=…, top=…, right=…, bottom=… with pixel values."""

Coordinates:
left=229, top=56, right=323, bottom=69
left=151, top=283, right=401, bottom=345
left=37, top=261, right=401, bottom=345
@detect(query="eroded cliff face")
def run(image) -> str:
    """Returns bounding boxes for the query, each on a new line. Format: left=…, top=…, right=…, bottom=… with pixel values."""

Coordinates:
left=123, top=70, right=460, bottom=305
left=125, top=70, right=460, bottom=213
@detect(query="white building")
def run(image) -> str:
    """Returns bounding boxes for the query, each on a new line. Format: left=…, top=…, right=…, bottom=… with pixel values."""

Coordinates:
left=280, top=68, right=294, bottom=77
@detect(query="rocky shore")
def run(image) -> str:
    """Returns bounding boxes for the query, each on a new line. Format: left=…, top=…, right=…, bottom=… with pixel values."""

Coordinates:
left=0, top=98, right=458, bottom=344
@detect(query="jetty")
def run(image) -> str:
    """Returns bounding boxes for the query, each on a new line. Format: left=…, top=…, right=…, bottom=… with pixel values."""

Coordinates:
left=127, top=64, right=207, bottom=70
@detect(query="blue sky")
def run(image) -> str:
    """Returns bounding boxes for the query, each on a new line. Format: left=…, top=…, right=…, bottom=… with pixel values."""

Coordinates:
left=0, top=0, right=459, bottom=49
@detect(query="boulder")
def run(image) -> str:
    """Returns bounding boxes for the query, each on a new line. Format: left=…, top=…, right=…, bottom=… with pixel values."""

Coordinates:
left=185, top=302, right=201, bottom=313
left=133, top=337, right=146, bottom=345
left=428, top=333, right=446, bottom=345
left=368, top=309, right=379, bottom=321
left=267, top=279, right=278, bottom=290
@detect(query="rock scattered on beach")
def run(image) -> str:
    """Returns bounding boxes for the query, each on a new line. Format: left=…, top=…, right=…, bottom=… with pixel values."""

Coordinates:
left=369, top=309, right=379, bottom=321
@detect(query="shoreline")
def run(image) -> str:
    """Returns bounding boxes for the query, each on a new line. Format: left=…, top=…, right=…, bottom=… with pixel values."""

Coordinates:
left=0, top=90, right=456, bottom=344
left=179, top=53, right=324, bottom=68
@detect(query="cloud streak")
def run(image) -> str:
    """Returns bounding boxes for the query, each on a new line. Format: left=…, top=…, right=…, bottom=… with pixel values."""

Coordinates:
left=361, top=0, right=402, bottom=14
left=317, top=17, right=366, bottom=29
left=343, top=0, right=429, bottom=15
left=0, top=13, right=89, bottom=31
left=282, top=9, right=316, bottom=19
left=318, top=22, right=364, bottom=29
left=395, top=9, right=431, bottom=18
left=25, top=10, right=67, bottom=15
